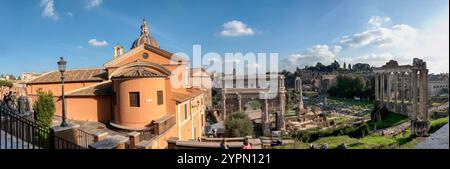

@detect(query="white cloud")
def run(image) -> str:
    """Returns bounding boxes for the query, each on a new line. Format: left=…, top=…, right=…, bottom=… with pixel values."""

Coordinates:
left=402, top=19, right=449, bottom=73
left=40, top=0, right=58, bottom=20
left=340, top=18, right=448, bottom=73
left=220, top=20, right=255, bottom=37
left=283, top=45, right=342, bottom=71
left=86, top=0, right=103, bottom=9
left=282, top=15, right=448, bottom=73
left=341, top=53, right=397, bottom=67
left=66, top=12, right=74, bottom=17
left=88, top=39, right=108, bottom=47
left=368, top=16, right=391, bottom=27
left=340, top=24, right=418, bottom=48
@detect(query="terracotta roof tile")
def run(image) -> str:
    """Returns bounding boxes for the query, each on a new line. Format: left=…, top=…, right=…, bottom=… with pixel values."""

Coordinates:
left=172, top=88, right=206, bottom=103
left=27, top=68, right=107, bottom=84
left=65, top=81, right=113, bottom=96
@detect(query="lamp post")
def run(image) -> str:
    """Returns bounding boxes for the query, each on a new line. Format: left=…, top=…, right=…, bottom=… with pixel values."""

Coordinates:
left=57, top=57, right=68, bottom=127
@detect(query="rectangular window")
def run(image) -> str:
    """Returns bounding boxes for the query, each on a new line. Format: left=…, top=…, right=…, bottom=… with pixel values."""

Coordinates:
left=184, top=104, right=188, bottom=120
left=129, top=92, right=140, bottom=107
left=157, top=90, right=164, bottom=105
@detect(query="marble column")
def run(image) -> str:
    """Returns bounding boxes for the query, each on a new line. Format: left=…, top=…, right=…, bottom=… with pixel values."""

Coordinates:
left=278, top=92, right=286, bottom=131
left=222, top=91, right=227, bottom=119
left=400, top=72, right=405, bottom=104
left=298, top=77, right=304, bottom=112
left=419, top=69, right=429, bottom=121
left=237, top=93, right=242, bottom=112
left=263, top=93, right=270, bottom=136
left=375, top=73, right=379, bottom=101
left=400, top=72, right=405, bottom=114
left=407, top=72, right=412, bottom=103
left=411, top=70, right=418, bottom=120
left=264, top=95, right=269, bottom=123
left=221, top=78, right=227, bottom=119
left=295, top=77, right=302, bottom=92
left=387, top=73, right=391, bottom=104
left=394, top=72, right=398, bottom=104
left=380, top=73, right=385, bottom=105
left=278, top=76, right=286, bottom=131
left=393, top=72, right=398, bottom=112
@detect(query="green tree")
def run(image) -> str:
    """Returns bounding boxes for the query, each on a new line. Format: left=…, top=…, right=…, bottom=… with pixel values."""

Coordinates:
left=0, top=80, right=13, bottom=88
left=33, top=90, right=55, bottom=128
left=225, top=112, right=253, bottom=137
left=328, top=75, right=365, bottom=99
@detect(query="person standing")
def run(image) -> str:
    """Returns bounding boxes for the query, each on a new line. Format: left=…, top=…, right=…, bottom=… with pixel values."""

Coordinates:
left=242, top=138, right=252, bottom=149
left=220, top=138, right=229, bottom=149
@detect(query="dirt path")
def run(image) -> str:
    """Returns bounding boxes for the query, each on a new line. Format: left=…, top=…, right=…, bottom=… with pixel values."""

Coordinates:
left=374, top=121, right=410, bottom=136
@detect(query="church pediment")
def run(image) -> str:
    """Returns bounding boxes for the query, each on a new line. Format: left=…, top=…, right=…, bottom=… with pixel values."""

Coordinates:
left=103, top=44, right=187, bottom=68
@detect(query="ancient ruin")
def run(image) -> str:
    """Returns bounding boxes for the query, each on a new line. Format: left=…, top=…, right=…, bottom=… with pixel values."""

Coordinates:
left=295, top=77, right=305, bottom=114
left=373, top=58, right=430, bottom=137
left=220, top=74, right=286, bottom=135
left=286, top=76, right=329, bottom=131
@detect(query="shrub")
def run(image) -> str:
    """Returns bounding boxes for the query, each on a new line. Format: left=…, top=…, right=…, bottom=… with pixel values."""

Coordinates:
left=249, top=101, right=261, bottom=110
left=349, top=123, right=371, bottom=138
left=370, top=112, right=408, bottom=129
left=33, top=90, right=55, bottom=128
left=224, top=112, right=253, bottom=137
left=290, top=123, right=372, bottom=143
left=0, top=80, right=13, bottom=88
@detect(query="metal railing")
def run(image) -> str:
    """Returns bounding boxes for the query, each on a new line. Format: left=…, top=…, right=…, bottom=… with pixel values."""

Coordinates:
left=76, top=129, right=95, bottom=148
left=138, top=126, right=157, bottom=142
left=0, top=105, right=85, bottom=149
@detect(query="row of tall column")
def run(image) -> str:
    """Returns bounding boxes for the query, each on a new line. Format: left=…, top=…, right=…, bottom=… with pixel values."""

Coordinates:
left=374, top=68, right=429, bottom=136
left=375, top=71, right=414, bottom=112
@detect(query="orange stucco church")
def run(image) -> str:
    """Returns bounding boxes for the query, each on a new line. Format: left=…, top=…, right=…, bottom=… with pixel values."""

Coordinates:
left=26, top=20, right=211, bottom=148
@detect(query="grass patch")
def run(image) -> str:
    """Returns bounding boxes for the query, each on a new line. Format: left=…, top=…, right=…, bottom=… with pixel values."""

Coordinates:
left=394, top=129, right=412, bottom=145
left=399, top=138, right=423, bottom=149
left=330, top=97, right=374, bottom=109
left=277, top=135, right=398, bottom=149
left=429, top=117, right=449, bottom=133
left=248, top=100, right=261, bottom=110
left=312, top=136, right=360, bottom=149
left=431, top=102, right=443, bottom=107
left=278, top=115, right=448, bottom=149
left=303, top=91, right=319, bottom=97
left=328, top=114, right=353, bottom=125
left=358, top=135, right=397, bottom=148
left=370, top=113, right=408, bottom=129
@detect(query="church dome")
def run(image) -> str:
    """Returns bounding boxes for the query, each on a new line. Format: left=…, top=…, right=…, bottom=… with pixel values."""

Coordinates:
left=131, top=19, right=159, bottom=49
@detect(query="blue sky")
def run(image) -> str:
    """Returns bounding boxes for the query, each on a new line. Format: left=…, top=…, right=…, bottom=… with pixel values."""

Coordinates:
left=0, top=0, right=448, bottom=76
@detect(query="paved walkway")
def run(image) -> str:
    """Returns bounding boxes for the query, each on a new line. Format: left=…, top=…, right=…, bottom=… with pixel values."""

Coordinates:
left=52, top=117, right=125, bottom=136
left=416, top=123, right=449, bottom=149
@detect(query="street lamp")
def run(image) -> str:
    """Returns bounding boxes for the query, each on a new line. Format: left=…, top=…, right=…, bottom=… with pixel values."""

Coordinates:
left=57, top=57, right=68, bottom=127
